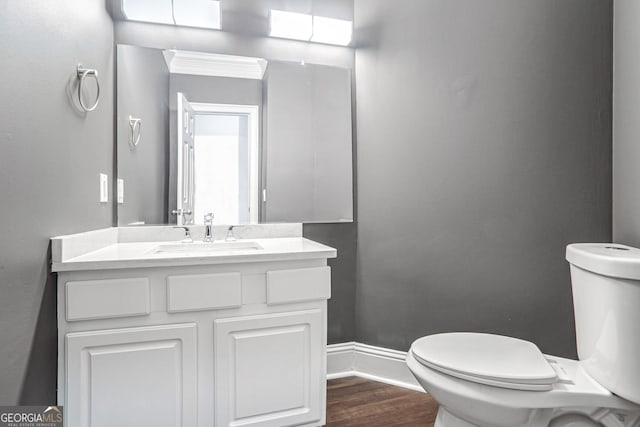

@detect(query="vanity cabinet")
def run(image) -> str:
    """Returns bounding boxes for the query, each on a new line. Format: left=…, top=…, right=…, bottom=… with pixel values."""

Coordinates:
left=56, top=259, right=331, bottom=427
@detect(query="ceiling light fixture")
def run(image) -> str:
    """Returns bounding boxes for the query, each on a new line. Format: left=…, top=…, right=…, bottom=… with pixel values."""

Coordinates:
left=310, top=16, right=353, bottom=46
left=121, top=0, right=173, bottom=25
left=268, top=9, right=353, bottom=46
left=269, top=10, right=313, bottom=41
left=121, top=0, right=221, bottom=30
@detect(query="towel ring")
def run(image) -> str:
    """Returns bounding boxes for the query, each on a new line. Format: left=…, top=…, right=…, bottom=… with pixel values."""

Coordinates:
left=76, top=64, right=100, bottom=112
left=129, top=116, right=142, bottom=148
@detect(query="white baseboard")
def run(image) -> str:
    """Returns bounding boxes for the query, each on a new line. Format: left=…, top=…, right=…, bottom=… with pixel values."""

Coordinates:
left=327, top=342, right=424, bottom=393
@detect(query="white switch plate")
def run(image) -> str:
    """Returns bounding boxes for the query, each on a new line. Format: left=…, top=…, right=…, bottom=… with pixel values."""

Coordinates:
left=99, top=173, right=108, bottom=203
left=117, top=179, right=124, bottom=204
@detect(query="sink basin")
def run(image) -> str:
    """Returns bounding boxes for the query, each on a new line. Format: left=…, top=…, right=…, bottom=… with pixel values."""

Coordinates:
left=151, top=241, right=263, bottom=254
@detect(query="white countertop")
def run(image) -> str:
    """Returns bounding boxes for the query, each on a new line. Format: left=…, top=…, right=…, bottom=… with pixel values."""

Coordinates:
left=52, top=237, right=336, bottom=272
left=51, top=226, right=337, bottom=272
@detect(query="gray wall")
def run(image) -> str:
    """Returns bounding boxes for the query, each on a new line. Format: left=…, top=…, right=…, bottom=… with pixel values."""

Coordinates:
left=304, top=222, right=357, bottom=343
left=117, top=45, right=170, bottom=225
left=0, top=0, right=114, bottom=404
left=354, top=0, right=612, bottom=358
left=613, top=1, right=640, bottom=245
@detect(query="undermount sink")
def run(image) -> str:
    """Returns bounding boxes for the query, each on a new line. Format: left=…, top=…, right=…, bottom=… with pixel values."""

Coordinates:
left=151, top=241, right=263, bottom=254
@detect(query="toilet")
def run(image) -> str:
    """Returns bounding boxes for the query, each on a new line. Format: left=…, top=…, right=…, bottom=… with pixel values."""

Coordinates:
left=407, top=243, right=640, bottom=427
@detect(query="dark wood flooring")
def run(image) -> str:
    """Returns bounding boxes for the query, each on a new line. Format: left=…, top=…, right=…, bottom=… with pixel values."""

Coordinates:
left=326, top=376, right=439, bottom=426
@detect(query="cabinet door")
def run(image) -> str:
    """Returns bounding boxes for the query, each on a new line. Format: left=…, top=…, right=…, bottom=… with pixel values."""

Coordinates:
left=65, top=323, right=197, bottom=427
left=214, top=309, right=325, bottom=427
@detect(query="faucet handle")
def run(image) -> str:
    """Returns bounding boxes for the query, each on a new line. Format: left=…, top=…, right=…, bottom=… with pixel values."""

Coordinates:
left=173, top=226, right=193, bottom=243
left=225, top=226, right=239, bottom=242
left=204, top=212, right=214, bottom=224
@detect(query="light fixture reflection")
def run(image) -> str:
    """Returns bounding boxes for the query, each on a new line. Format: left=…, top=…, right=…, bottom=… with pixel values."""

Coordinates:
left=311, top=16, right=353, bottom=46
left=269, top=10, right=313, bottom=41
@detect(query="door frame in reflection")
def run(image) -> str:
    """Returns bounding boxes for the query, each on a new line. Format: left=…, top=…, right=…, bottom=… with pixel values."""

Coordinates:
left=178, top=102, right=260, bottom=225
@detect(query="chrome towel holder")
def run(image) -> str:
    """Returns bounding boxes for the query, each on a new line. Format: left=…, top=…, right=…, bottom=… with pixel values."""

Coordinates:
left=76, top=64, right=100, bottom=112
left=129, top=116, right=142, bottom=148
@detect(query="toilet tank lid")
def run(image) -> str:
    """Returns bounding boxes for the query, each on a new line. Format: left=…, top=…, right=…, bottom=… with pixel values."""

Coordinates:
left=411, top=333, right=558, bottom=387
left=566, top=243, right=640, bottom=280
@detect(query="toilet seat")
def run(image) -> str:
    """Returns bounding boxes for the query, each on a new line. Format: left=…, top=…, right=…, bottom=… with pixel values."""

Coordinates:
left=407, top=349, right=640, bottom=424
left=411, top=333, right=558, bottom=391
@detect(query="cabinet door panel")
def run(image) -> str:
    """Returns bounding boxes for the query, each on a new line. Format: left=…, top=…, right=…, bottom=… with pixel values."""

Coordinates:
left=66, top=324, right=197, bottom=427
left=234, top=325, right=307, bottom=418
left=214, top=310, right=324, bottom=427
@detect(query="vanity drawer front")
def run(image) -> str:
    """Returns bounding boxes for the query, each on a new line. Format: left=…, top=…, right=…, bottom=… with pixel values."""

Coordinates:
left=167, top=272, right=242, bottom=312
left=66, top=278, right=150, bottom=321
left=266, top=266, right=331, bottom=305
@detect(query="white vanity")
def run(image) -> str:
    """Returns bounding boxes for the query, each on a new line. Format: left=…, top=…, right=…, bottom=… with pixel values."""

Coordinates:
left=51, top=224, right=336, bottom=427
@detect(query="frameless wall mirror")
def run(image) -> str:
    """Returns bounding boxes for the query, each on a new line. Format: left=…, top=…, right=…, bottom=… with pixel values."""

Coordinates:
left=116, top=44, right=353, bottom=226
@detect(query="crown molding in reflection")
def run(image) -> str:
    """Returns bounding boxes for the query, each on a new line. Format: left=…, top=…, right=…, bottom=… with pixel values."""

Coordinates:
left=162, top=50, right=268, bottom=80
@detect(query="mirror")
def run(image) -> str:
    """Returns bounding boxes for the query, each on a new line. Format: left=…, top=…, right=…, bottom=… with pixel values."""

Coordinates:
left=116, top=44, right=353, bottom=226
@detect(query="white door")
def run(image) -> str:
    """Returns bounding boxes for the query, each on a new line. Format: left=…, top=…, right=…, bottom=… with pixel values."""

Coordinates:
left=65, top=323, right=197, bottom=427
left=214, top=309, right=325, bottom=427
left=176, top=93, right=195, bottom=225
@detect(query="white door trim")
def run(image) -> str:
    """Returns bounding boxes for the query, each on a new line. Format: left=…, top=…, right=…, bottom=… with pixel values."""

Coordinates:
left=326, top=342, right=424, bottom=393
left=191, top=102, right=260, bottom=224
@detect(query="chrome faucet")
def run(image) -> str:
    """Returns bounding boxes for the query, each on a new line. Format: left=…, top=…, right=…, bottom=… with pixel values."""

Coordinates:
left=204, top=213, right=214, bottom=242
left=174, top=226, right=193, bottom=243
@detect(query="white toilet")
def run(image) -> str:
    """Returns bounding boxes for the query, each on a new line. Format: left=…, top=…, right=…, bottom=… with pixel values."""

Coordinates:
left=407, top=243, right=640, bottom=427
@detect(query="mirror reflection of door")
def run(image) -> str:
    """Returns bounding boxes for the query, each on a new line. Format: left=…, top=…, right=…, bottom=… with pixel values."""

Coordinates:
left=176, top=96, right=259, bottom=226
left=176, top=93, right=195, bottom=225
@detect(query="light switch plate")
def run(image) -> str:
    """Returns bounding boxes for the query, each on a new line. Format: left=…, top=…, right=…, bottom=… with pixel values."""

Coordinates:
left=117, top=179, right=124, bottom=204
left=99, top=173, right=108, bottom=203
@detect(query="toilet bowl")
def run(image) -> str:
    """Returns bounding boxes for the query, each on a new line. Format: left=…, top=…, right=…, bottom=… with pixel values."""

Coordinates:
left=407, top=243, right=640, bottom=427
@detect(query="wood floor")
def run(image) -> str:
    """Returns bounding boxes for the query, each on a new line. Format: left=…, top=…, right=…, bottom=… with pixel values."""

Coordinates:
left=326, top=377, right=439, bottom=426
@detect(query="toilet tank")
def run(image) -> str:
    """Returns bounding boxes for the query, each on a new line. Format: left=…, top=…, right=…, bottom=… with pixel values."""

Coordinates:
left=566, top=243, right=640, bottom=405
